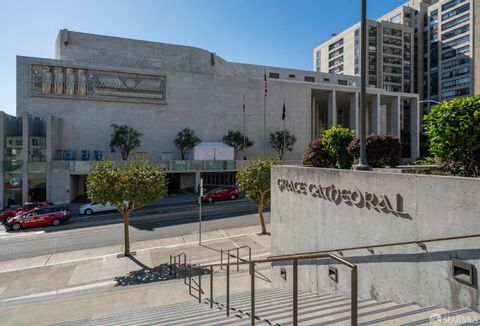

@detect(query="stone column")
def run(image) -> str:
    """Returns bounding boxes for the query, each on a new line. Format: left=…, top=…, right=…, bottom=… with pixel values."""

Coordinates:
left=350, top=92, right=359, bottom=136
left=311, top=95, right=316, bottom=140
left=46, top=114, right=53, bottom=201
left=378, top=104, right=387, bottom=135
left=371, top=95, right=381, bottom=134
left=195, top=171, right=201, bottom=194
left=410, top=98, right=420, bottom=161
left=0, top=112, right=5, bottom=209
left=22, top=113, right=29, bottom=203
left=327, top=90, right=337, bottom=128
left=391, top=96, right=401, bottom=139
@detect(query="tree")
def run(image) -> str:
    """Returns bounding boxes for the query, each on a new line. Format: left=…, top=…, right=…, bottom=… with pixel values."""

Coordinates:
left=87, top=159, right=168, bottom=256
left=322, top=126, right=354, bottom=169
left=110, top=124, right=142, bottom=160
left=303, top=139, right=336, bottom=168
left=222, top=130, right=254, bottom=159
left=424, top=96, right=480, bottom=177
left=348, top=134, right=402, bottom=168
left=174, top=127, right=201, bottom=160
left=236, top=157, right=279, bottom=235
left=270, top=130, right=297, bottom=160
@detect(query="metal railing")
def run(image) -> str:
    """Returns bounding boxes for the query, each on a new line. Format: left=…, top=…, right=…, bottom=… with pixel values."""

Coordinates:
left=268, top=233, right=480, bottom=259
left=169, top=252, right=187, bottom=280
left=220, top=245, right=252, bottom=272
left=188, top=252, right=358, bottom=326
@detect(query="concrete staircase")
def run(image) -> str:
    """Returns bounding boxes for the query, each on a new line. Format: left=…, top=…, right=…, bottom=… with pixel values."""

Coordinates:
left=54, top=288, right=480, bottom=325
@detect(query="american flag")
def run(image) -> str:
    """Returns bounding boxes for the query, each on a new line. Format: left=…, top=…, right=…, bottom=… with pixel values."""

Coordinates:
left=264, top=72, right=268, bottom=97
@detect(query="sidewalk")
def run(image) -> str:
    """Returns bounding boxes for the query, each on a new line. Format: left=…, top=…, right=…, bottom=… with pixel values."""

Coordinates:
left=0, top=222, right=272, bottom=325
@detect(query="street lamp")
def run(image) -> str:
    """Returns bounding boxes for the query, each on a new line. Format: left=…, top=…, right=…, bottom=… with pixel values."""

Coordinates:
left=353, top=0, right=370, bottom=171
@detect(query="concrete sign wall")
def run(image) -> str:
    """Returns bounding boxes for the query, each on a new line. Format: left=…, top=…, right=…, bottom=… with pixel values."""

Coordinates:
left=271, top=166, right=480, bottom=311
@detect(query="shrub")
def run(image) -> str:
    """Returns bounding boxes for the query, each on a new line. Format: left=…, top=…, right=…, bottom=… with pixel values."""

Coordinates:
left=322, top=126, right=354, bottom=169
left=303, top=139, right=336, bottom=168
left=348, top=134, right=402, bottom=168
left=424, top=96, right=480, bottom=177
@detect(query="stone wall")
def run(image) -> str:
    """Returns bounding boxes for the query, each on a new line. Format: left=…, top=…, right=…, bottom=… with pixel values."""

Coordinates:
left=271, top=166, right=480, bottom=311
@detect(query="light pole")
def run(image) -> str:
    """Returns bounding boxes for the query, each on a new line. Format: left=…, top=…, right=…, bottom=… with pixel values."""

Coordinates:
left=353, top=0, right=370, bottom=171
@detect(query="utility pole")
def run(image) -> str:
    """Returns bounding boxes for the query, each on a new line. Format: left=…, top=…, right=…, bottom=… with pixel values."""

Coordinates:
left=353, top=0, right=371, bottom=171
left=243, top=94, right=246, bottom=160
left=198, top=178, right=203, bottom=245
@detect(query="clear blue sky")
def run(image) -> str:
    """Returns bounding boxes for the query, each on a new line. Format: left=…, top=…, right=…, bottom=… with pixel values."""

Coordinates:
left=0, top=0, right=406, bottom=115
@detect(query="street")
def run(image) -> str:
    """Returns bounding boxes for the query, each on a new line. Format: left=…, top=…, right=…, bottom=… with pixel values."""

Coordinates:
left=0, top=194, right=269, bottom=261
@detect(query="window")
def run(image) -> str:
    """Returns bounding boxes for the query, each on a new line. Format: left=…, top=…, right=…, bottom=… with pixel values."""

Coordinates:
left=442, top=87, right=469, bottom=99
left=441, top=3, right=469, bottom=21
left=304, top=76, right=315, bottom=82
left=441, top=66, right=470, bottom=79
left=384, top=85, right=402, bottom=92
left=383, top=28, right=402, bottom=37
left=329, top=39, right=344, bottom=51
left=441, top=0, right=466, bottom=12
left=384, top=66, right=402, bottom=74
left=441, top=77, right=470, bottom=89
left=441, top=57, right=470, bottom=69
left=383, top=37, right=402, bottom=46
left=288, top=74, right=295, bottom=78
left=442, top=34, right=469, bottom=49
left=383, top=56, right=402, bottom=65
left=441, top=45, right=469, bottom=60
left=383, top=46, right=402, bottom=56
left=384, top=75, right=402, bottom=83
left=442, top=24, right=469, bottom=41
left=441, top=13, right=469, bottom=31
left=338, top=80, right=348, bottom=85
left=329, top=47, right=344, bottom=59
left=323, top=78, right=330, bottom=82
left=269, top=72, right=279, bottom=79
left=329, top=65, right=343, bottom=74
left=329, top=56, right=343, bottom=67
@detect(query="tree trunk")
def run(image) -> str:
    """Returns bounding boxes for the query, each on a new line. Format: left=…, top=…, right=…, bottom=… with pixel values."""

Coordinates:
left=258, top=193, right=267, bottom=234
left=123, top=211, right=131, bottom=256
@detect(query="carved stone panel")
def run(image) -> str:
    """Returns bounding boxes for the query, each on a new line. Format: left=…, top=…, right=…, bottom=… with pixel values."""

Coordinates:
left=31, top=65, right=166, bottom=103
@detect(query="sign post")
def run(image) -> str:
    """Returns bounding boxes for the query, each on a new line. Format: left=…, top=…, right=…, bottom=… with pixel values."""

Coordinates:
left=199, top=178, right=203, bottom=245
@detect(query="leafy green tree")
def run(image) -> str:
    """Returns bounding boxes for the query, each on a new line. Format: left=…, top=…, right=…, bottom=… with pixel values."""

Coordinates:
left=424, top=96, right=480, bottom=177
left=270, top=130, right=297, bottom=160
left=87, top=159, right=168, bottom=256
left=174, top=127, right=201, bottom=160
left=322, top=126, right=354, bottom=169
left=222, top=130, right=254, bottom=159
left=236, top=157, right=279, bottom=234
left=110, top=124, right=142, bottom=160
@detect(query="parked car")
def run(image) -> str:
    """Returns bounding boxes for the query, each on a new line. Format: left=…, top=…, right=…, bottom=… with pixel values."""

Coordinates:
left=5, top=206, right=70, bottom=231
left=201, top=187, right=240, bottom=202
left=0, top=201, right=55, bottom=223
left=79, top=202, right=117, bottom=215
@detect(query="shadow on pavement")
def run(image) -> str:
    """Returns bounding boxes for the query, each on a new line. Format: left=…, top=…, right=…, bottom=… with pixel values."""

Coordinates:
left=114, top=256, right=210, bottom=286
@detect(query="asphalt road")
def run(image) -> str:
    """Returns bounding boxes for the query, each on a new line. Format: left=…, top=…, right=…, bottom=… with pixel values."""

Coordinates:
left=0, top=197, right=268, bottom=262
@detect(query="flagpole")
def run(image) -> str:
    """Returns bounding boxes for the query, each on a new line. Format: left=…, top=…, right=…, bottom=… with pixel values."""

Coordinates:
left=243, top=94, right=246, bottom=160
left=263, top=89, right=266, bottom=157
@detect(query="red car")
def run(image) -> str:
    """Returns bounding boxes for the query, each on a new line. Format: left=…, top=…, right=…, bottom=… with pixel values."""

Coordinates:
left=0, top=201, right=55, bottom=222
left=5, top=206, right=70, bottom=231
left=201, top=187, right=240, bottom=202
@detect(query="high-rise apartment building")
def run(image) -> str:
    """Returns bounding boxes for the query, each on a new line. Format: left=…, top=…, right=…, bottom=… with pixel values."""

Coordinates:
left=314, top=0, right=479, bottom=109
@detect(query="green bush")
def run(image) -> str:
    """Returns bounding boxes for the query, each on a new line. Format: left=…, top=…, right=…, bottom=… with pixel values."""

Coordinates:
left=348, top=134, right=402, bottom=168
left=322, top=126, right=354, bottom=169
left=424, top=96, right=480, bottom=177
left=303, top=139, right=336, bottom=168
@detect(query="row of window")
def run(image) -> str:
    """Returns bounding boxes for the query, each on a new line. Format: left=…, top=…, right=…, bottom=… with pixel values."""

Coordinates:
left=441, top=76, right=470, bottom=89
left=384, top=75, right=402, bottom=83
left=329, top=39, right=344, bottom=51
left=441, top=0, right=466, bottom=12
left=329, top=56, right=343, bottom=67
left=442, top=45, right=469, bottom=60
left=268, top=72, right=320, bottom=83
left=442, top=24, right=469, bottom=41
left=329, top=65, right=343, bottom=74
left=384, top=66, right=402, bottom=74
left=383, top=46, right=402, bottom=56
left=441, top=3, right=469, bottom=21
left=383, top=36, right=402, bottom=46
left=383, top=56, right=402, bottom=65
left=441, top=13, right=469, bottom=31
left=442, top=34, right=469, bottom=50
left=441, top=56, right=470, bottom=70
left=442, top=87, right=469, bottom=99
left=329, top=47, right=343, bottom=59
left=441, top=66, right=470, bottom=80
left=383, top=27, right=402, bottom=37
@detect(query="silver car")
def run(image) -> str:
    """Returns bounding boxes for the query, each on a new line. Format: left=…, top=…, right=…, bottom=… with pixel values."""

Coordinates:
left=79, top=202, right=117, bottom=215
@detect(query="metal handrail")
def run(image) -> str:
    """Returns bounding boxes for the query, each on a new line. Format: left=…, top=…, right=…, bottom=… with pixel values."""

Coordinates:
left=220, top=245, right=252, bottom=272
left=268, top=233, right=480, bottom=259
left=193, top=252, right=357, bottom=326
left=169, top=252, right=187, bottom=281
